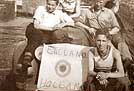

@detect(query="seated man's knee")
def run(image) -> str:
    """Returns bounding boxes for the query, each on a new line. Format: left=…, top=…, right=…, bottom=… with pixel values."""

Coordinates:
left=111, top=34, right=123, bottom=47
left=25, top=23, right=34, bottom=38
left=118, top=42, right=132, bottom=60
left=82, top=76, right=95, bottom=91
left=117, top=77, right=131, bottom=88
left=87, top=76, right=94, bottom=84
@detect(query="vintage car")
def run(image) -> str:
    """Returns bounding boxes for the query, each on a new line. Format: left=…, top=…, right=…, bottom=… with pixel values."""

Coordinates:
left=12, top=23, right=93, bottom=91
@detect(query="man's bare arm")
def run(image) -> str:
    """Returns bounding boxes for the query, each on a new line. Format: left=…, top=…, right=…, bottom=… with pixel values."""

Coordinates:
left=109, top=27, right=120, bottom=35
left=106, top=48, right=124, bottom=78
left=76, top=22, right=96, bottom=34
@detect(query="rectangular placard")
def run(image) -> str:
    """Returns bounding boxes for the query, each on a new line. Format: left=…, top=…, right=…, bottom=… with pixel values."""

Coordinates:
left=37, top=43, right=90, bottom=91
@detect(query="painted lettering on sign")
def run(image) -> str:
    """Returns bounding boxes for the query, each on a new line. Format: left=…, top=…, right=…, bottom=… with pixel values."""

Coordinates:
left=47, top=46, right=89, bottom=58
left=40, top=80, right=81, bottom=90
left=37, top=44, right=88, bottom=90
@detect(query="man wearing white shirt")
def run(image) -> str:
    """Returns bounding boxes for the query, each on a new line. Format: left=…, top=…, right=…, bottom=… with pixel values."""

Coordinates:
left=17, top=0, right=74, bottom=73
left=33, top=4, right=74, bottom=30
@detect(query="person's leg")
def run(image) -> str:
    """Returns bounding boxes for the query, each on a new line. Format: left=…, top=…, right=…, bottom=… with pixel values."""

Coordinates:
left=117, top=42, right=134, bottom=73
left=105, top=78, right=125, bottom=91
left=111, top=33, right=132, bottom=60
left=16, top=23, right=46, bottom=91
left=54, top=26, right=91, bottom=46
left=117, top=77, right=131, bottom=91
left=86, top=78, right=122, bottom=91
left=82, top=76, right=97, bottom=91
left=111, top=33, right=134, bottom=72
left=18, top=23, right=45, bottom=67
left=16, top=23, right=56, bottom=91
left=84, top=76, right=97, bottom=91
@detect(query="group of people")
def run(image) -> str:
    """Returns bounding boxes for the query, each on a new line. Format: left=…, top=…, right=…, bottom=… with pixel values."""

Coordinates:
left=16, top=0, right=134, bottom=91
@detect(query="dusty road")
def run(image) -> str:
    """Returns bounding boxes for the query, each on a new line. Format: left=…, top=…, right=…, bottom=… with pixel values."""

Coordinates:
left=0, top=17, right=32, bottom=90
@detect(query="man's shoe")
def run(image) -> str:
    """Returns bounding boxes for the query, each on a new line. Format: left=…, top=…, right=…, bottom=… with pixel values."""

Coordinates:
left=23, top=52, right=33, bottom=67
left=23, top=56, right=32, bottom=67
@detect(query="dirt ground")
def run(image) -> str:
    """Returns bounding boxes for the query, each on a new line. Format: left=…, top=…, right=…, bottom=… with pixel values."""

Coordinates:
left=0, top=17, right=32, bottom=68
left=0, top=17, right=32, bottom=90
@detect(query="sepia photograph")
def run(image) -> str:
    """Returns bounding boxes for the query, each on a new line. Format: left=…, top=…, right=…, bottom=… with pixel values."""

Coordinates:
left=0, top=0, right=134, bottom=91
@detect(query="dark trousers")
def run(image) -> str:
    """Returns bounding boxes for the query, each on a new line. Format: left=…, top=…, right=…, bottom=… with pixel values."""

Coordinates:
left=18, top=23, right=55, bottom=64
left=110, top=14, right=133, bottom=75
left=83, top=76, right=130, bottom=91
left=23, top=24, right=91, bottom=59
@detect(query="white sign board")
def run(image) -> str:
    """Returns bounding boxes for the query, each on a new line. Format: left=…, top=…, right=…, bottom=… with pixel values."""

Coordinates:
left=37, top=44, right=90, bottom=91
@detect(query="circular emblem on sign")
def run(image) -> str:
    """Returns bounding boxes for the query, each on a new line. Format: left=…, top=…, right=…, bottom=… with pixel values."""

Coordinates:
left=55, top=60, right=71, bottom=77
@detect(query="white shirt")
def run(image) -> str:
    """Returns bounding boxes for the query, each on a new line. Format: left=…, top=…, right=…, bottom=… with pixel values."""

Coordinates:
left=33, top=6, right=74, bottom=28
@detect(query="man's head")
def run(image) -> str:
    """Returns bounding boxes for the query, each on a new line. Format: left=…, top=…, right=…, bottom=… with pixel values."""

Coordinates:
left=46, top=0, right=59, bottom=13
left=95, top=30, right=109, bottom=52
left=94, top=0, right=107, bottom=10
